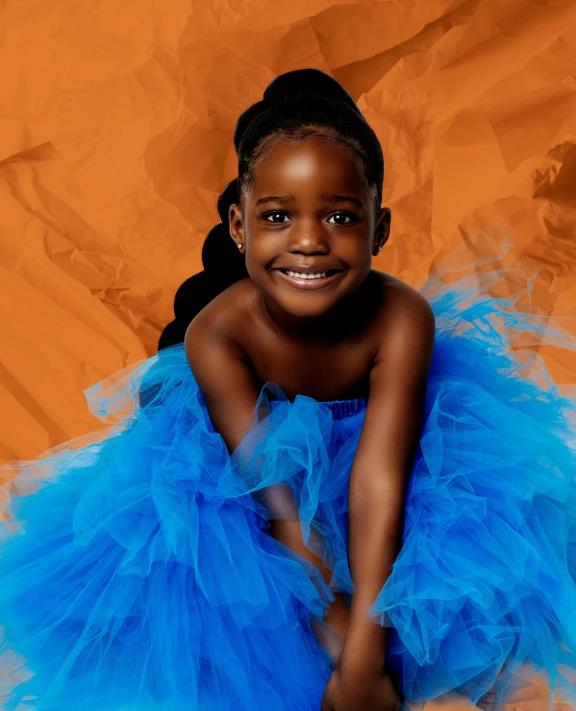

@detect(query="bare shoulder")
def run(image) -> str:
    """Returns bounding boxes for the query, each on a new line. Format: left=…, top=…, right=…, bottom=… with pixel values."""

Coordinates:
left=373, top=270, right=435, bottom=327
left=374, top=270, right=434, bottom=319
left=371, top=270, right=436, bottom=362
left=183, top=278, right=253, bottom=360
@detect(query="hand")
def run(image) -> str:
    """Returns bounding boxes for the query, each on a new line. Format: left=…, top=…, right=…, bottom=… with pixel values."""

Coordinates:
left=320, top=666, right=403, bottom=711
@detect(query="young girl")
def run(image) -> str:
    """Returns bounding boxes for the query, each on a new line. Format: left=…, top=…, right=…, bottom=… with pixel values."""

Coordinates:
left=1, top=68, right=576, bottom=711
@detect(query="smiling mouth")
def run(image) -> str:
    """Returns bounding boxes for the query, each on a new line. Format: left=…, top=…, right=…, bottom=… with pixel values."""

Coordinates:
left=272, top=268, right=345, bottom=289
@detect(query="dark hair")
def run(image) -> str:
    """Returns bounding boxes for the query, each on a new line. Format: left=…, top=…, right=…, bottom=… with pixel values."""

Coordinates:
left=158, top=68, right=385, bottom=351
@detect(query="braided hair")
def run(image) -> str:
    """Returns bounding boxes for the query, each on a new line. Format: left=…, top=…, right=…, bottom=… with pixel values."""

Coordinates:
left=158, top=68, right=385, bottom=351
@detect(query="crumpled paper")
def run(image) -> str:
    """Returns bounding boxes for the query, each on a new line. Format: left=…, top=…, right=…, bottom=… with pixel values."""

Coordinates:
left=0, top=0, right=575, bottom=706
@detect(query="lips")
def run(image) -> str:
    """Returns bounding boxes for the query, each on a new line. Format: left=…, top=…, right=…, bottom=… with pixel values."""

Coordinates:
left=272, top=267, right=346, bottom=290
left=274, top=267, right=343, bottom=275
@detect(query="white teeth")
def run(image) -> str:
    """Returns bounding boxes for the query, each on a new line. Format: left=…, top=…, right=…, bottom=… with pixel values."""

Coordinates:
left=285, top=270, right=328, bottom=279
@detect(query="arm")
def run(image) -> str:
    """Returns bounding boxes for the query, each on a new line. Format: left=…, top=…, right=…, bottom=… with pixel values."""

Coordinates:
left=184, top=309, right=341, bottom=598
left=323, top=287, right=435, bottom=710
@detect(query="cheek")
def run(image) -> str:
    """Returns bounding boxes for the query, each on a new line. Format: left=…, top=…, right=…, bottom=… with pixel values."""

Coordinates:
left=243, top=218, right=266, bottom=246
left=337, top=234, right=373, bottom=257
left=244, top=225, right=279, bottom=259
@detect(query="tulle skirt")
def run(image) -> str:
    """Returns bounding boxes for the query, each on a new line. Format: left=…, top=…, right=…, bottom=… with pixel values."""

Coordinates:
left=1, top=257, right=576, bottom=711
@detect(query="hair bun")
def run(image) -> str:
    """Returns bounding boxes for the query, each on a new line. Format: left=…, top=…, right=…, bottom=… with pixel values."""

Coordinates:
left=263, top=68, right=361, bottom=115
left=233, top=68, right=361, bottom=153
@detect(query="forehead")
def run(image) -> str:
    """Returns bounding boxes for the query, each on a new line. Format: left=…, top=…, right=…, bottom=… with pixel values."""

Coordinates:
left=248, top=136, right=368, bottom=197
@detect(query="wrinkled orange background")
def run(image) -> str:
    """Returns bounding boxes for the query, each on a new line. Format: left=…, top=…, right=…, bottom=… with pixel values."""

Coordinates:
left=1, top=0, right=576, bottom=707
left=2, top=0, right=576, bottom=462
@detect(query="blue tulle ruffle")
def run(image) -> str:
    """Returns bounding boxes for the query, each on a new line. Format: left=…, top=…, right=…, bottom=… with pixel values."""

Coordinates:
left=1, top=254, right=576, bottom=710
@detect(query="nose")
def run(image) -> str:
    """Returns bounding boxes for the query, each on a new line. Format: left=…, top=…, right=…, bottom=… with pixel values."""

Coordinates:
left=286, top=217, right=330, bottom=254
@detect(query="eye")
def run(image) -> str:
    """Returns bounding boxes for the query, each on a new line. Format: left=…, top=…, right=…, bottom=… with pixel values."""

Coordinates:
left=327, top=212, right=358, bottom=225
left=262, top=211, right=358, bottom=225
left=263, top=211, right=290, bottom=223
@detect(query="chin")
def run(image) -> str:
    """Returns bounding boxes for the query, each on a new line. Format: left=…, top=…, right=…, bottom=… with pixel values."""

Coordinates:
left=278, top=294, right=344, bottom=317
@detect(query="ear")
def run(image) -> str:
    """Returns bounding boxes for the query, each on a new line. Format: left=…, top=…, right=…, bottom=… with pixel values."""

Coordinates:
left=372, top=207, right=391, bottom=256
left=229, top=203, right=245, bottom=254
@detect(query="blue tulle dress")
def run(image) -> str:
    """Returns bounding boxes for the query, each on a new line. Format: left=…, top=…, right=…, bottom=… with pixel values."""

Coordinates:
left=1, top=258, right=576, bottom=711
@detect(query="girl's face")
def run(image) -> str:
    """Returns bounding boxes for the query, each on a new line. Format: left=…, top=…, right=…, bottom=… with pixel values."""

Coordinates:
left=229, top=135, right=390, bottom=330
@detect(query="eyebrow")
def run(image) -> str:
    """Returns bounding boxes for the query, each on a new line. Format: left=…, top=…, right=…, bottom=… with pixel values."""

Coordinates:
left=255, top=193, right=364, bottom=208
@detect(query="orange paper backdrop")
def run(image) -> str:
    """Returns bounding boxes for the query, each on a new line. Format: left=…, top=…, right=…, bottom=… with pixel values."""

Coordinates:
left=1, top=0, right=576, bottom=707
left=2, top=0, right=576, bottom=463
